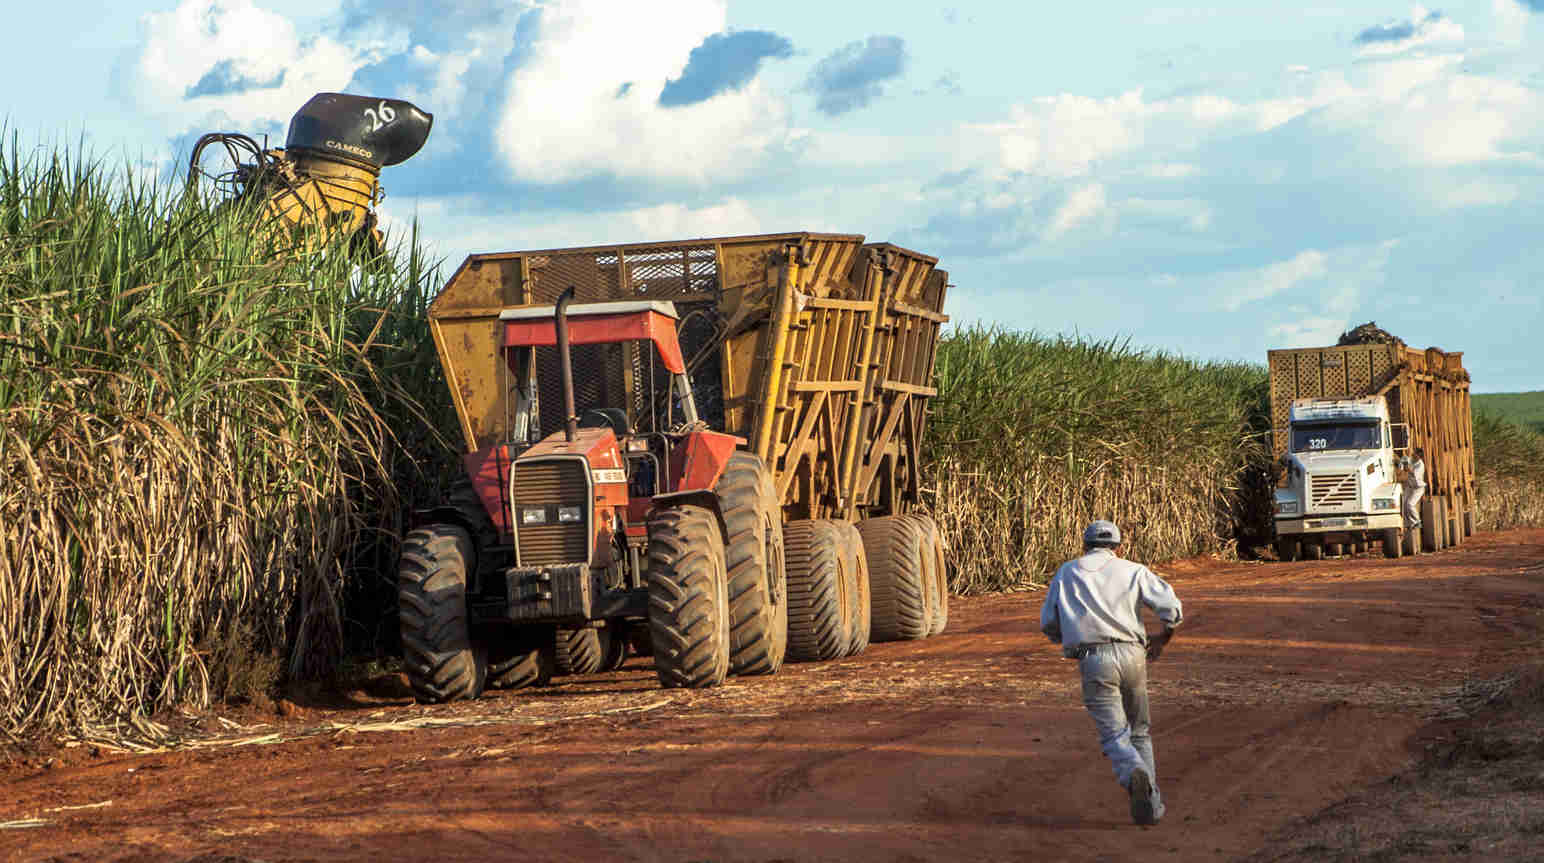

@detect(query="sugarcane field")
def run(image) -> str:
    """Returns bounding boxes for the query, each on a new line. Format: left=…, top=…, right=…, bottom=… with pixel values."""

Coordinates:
left=5, top=4, right=1544, bottom=862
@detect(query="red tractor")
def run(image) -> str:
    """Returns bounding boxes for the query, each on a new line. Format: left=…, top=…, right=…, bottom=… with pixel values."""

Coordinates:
left=399, top=289, right=786, bottom=699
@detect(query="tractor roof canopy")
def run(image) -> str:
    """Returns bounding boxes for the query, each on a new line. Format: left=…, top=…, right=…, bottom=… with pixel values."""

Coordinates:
left=499, top=300, right=687, bottom=374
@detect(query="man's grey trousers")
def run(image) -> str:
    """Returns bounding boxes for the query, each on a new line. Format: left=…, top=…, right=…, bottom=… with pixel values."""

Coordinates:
left=1403, top=484, right=1425, bottom=527
left=1079, top=643, right=1164, bottom=817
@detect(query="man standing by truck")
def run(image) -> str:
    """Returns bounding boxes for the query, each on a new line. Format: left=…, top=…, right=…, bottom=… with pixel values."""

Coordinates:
left=1039, top=521, right=1184, bottom=826
left=1402, top=447, right=1427, bottom=530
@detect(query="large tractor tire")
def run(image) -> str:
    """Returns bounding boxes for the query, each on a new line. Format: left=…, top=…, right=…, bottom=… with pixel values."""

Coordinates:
left=554, top=627, right=609, bottom=676
left=714, top=452, right=788, bottom=676
left=1382, top=528, right=1403, bottom=559
left=836, top=522, right=871, bottom=657
left=646, top=505, right=732, bottom=689
left=398, top=525, right=486, bottom=703
left=857, top=515, right=930, bottom=642
left=908, top=515, right=949, bottom=636
left=783, top=520, right=851, bottom=662
left=487, top=638, right=554, bottom=690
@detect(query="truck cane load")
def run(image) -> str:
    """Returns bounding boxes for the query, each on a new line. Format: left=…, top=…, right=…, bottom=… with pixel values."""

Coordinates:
left=1267, top=336, right=1476, bottom=560
left=403, top=233, right=952, bottom=701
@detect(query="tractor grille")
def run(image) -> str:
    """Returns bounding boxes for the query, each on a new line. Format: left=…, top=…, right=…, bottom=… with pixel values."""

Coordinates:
left=512, top=459, right=591, bottom=567
left=1308, top=472, right=1360, bottom=510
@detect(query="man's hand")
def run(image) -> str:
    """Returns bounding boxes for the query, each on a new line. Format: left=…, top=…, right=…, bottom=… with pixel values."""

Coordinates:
left=1146, top=626, right=1176, bottom=662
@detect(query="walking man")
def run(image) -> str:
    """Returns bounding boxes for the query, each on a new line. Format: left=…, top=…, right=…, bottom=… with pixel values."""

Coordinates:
left=1040, top=521, right=1184, bottom=826
left=1401, top=446, right=1427, bottom=531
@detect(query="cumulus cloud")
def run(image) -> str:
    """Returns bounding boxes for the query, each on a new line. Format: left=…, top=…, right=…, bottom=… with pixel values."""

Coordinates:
left=126, top=0, right=376, bottom=133
left=493, top=0, right=796, bottom=184
left=807, top=36, right=908, bottom=116
left=1353, top=6, right=1464, bottom=55
left=659, top=30, right=794, bottom=108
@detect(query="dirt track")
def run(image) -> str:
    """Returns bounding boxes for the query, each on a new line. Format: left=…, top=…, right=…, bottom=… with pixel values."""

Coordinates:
left=5, top=529, right=1543, bottom=863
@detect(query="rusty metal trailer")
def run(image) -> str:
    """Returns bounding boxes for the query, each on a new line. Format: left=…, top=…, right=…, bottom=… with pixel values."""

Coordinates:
left=1268, top=342, right=1476, bottom=554
left=429, top=232, right=949, bottom=525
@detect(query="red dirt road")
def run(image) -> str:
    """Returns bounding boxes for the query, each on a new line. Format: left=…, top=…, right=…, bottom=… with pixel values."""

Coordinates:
left=5, top=530, right=1543, bottom=863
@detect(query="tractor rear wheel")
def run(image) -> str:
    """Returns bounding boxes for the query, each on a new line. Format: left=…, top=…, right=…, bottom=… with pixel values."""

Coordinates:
left=784, top=520, right=851, bottom=662
left=715, top=452, right=788, bottom=676
left=908, top=515, right=949, bottom=636
left=1382, top=528, right=1402, bottom=559
left=554, top=627, right=608, bottom=676
left=397, top=524, right=485, bottom=703
left=646, top=505, right=731, bottom=689
left=836, top=522, right=871, bottom=657
left=857, top=516, right=930, bottom=642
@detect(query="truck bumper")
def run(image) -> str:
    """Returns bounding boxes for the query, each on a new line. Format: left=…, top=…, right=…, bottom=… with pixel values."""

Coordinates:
left=1275, top=512, right=1403, bottom=537
left=469, top=563, right=647, bottom=625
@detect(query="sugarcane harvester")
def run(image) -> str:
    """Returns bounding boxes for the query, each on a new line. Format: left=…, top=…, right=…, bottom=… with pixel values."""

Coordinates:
left=403, top=233, right=953, bottom=701
left=187, top=92, right=434, bottom=256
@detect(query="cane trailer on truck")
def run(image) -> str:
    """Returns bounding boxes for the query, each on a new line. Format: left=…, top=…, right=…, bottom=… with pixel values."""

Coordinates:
left=399, top=233, right=952, bottom=702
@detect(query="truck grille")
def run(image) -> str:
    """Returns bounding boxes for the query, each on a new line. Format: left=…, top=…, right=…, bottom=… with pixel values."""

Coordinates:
left=512, top=459, right=591, bottom=567
left=1308, top=472, right=1359, bottom=510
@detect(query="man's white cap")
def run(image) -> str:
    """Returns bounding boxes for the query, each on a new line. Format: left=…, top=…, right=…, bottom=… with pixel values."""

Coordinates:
left=1083, top=520, right=1121, bottom=545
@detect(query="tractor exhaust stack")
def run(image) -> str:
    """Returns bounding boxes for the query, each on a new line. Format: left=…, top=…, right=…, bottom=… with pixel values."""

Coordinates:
left=554, top=286, right=580, bottom=442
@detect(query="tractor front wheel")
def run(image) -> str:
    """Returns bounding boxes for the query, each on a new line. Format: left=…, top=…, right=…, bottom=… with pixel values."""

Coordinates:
left=646, top=505, right=732, bottom=689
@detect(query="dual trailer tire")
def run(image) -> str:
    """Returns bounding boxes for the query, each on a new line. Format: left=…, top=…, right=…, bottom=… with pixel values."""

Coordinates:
left=857, top=515, right=949, bottom=642
left=783, top=520, right=852, bottom=662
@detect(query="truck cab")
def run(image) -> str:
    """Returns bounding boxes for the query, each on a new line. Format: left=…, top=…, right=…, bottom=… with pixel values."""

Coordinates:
left=1273, top=397, right=1406, bottom=558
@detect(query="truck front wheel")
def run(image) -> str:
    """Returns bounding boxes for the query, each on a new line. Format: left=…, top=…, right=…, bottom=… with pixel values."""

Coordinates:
left=1382, top=528, right=1403, bottom=559
left=1275, top=536, right=1300, bottom=562
left=1302, top=539, right=1324, bottom=561
left=398, top=525, right=485, bottom=703
left=646, top=505, right=731, bottom=689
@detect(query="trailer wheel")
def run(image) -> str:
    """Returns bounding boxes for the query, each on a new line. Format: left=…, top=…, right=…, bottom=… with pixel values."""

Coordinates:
left=1275, top=537, right=1300, bottom=562
left=1382, top=528, right=1403, bottom=559
left=714, top=452, right=788, bottom=676
left=487, top=638, right=554, bottom=690
left=1302, top=539, right=1324, bottom=561
left=398, top=525, right=486, bottom=703
left=1353, top=539, right=1369, bottom=556
left=1403, top=525, right=1422, bottom=556
left=1463, top=508, right=1474, bottom=538
left=908, top=515, right=949, bottom=636
left=1420, top=499, right=1439, bottom=552
left=836, top=522, right=871, bottom=656
left=554, top=627, right=607, bottom=676
left=857, top=516, right=930, bottom=642
left=646, top=505, right=731, bottom=689
left=1326, top=542, right=1344, bottom=558
left=783, top=520, right=851, bottom=662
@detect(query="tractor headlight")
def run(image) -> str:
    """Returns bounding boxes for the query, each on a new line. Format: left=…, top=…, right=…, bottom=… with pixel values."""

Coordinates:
left=557, top=506, right=583, bottom=523
left=521, top=507, right=547, bottom=525
left=1373, top=498, right=1396, bottom=511
left=1275, top=500, right=1298, bottom=515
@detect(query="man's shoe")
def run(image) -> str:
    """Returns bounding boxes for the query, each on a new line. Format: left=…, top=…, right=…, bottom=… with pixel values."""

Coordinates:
left=1129, top=768, right=1158, bottom=825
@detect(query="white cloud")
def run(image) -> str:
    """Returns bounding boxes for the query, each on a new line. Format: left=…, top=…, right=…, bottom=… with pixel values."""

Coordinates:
left=1268, top=317, right=1348, bottom=348
left=1047, top=184, right=1106, bottom=237
left=1221, top=250, right=1329, bottom=312
left=126, top=0, right=378, bottom=132
left=493, top=0, right=793, bottom=184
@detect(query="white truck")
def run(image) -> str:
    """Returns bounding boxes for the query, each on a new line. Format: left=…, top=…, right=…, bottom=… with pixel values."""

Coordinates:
left=1267, top=341, right=1475, bottom=562
left=1273, top=397, right=1407, bottom=560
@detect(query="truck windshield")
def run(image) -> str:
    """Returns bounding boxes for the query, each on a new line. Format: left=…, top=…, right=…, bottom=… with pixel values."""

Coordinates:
left=1291, top=421, right=1380, bottom=452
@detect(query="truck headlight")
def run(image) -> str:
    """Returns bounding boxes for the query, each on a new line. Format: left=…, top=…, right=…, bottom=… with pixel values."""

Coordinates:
left=557, top=506, right=582, bottom=523
left=521, top=507, right=546, bottom=525
left=1373, top=498, right=1396, bottom=511
left=1275, top=501, right=1298, bottom=515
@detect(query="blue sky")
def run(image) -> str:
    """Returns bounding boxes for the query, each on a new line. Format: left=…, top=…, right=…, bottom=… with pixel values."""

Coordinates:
left=5, top=1, right=1542, bottom=391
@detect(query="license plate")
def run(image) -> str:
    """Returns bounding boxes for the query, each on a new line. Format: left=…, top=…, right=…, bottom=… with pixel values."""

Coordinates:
left=1320, top=518, right=1348, bottom=527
